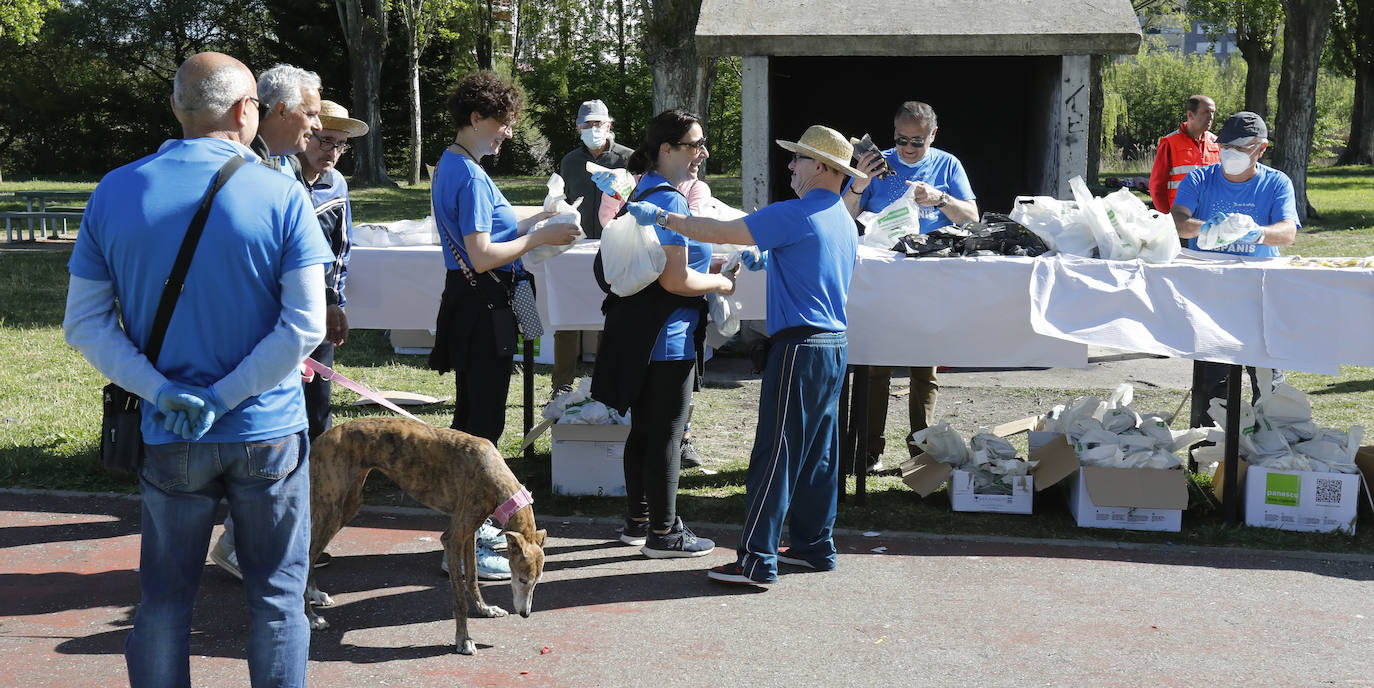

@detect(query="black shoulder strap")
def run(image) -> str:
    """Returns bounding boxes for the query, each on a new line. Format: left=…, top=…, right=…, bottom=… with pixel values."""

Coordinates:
left=144, top=155, right=249, bottom=366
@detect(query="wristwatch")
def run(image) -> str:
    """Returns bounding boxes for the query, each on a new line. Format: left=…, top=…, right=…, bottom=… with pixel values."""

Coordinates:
left=934, top=192, right=949, bottom=209
left=655, top=208, right=671, bottom=227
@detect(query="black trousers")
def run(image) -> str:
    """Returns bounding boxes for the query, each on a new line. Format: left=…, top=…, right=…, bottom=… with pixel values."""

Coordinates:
left=1189, top=362, right=1285, bottom=428
left=452, top=355, right=514, bottom=446
left=303, top=340, right=334, bottom=441
left=623, top=360, right=695, bottom=532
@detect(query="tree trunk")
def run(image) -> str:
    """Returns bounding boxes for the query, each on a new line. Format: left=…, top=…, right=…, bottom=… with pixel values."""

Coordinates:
left=1272, top=0, right=1337, bottom=222
left=407, top=42, right=423, bottom=185
left=641, top=0, right=715, bottom=142
left=1238, top=37, right=1273, bottom=121
left=337, top=0, right=394, bottom=188
left=1087, top=54, right=1103, bottom=185
left=1337, top=60, right=1374, bottom=165
left=476, top=0, right=494, bottom=70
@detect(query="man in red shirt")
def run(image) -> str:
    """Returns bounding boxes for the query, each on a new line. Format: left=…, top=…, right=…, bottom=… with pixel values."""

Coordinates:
left=1149, top=95, right=1219, bottom=213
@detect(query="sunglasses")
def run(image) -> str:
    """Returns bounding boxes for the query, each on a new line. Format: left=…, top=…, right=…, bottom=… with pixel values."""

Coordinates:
left=894, top=135, right=927, bottom=148
left=674, top=138, right=709, bottom=150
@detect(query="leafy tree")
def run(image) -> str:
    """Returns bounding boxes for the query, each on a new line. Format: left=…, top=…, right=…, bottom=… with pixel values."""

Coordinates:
left=1272, top=0, right=1339, bottom=221
left=1188, top=0, right=1283, bottom=120
left=337, top=0, right=393, bottom=186
left=396, top=0, right=462, bottom=184
left=638, top=0, right=716, bottom=128
left=1328, top=0, right=1374, bottom=164
left=0, top=0, right=59, bottom=43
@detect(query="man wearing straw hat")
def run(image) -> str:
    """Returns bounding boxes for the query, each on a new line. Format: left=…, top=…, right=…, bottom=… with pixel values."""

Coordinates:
left=613, top=125, right=863, bottom=585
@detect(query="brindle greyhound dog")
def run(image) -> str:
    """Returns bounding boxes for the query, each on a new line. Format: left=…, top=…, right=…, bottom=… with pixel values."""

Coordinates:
left=303, top=417, right=547, bottom=655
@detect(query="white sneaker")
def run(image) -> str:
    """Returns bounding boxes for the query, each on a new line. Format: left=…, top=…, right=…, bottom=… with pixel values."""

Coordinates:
left=209, top=535, right=243, bottom=581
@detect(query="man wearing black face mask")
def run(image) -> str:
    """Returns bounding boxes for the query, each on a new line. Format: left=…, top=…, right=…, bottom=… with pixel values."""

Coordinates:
left=842, top=101, right=978, bottom=473
left=553, top=100, right=634, bottom=398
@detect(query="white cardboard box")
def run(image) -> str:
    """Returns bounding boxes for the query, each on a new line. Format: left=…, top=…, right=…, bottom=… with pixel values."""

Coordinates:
left=388, top=329, right=555, bottom=364
left=1242, top=465, right=1360, bottom=534
left=948, top=470, right=1034, bottom=514
left=550, top=423, right=630, bottom=496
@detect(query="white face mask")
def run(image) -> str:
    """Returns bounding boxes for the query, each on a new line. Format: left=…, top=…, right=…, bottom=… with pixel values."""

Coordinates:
left=1220, top=148, right=1252, bottom=175
left=581, top=126, right=608, bottom=149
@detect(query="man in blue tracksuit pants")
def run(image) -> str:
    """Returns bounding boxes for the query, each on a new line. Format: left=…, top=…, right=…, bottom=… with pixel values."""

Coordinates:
left=616, top=124, right=862, bottom=584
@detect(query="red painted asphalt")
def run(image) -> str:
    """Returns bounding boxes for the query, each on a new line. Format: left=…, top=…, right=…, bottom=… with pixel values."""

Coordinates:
left=4, top=490, right=1374, bottom=687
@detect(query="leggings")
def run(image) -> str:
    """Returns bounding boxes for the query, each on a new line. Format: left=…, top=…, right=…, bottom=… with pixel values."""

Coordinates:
left=623, top=360, right=695, bottom=532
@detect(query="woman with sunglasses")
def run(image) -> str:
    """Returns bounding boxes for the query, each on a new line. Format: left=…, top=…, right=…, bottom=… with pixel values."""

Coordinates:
left=590, top=108, right=736, bottom=558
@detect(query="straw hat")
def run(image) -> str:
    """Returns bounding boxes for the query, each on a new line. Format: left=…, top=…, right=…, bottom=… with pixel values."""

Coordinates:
left=318, top=100, right=369, bottom=137
left=776, top=125, right=867, bottom=179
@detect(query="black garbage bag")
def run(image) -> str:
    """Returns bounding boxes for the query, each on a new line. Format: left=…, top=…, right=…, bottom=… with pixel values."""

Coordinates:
left=956, top=213, right=1050, bottom=257
left=890, top=225, right=969, bottom=257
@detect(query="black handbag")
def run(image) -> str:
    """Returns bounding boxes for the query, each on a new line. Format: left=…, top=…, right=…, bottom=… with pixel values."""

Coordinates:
left=99, top=155, right=248, bottom=474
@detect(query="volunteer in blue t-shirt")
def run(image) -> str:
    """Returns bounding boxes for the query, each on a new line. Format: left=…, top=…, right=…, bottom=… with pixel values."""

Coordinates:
left=1171, top=110, right=1298, bottom=427
left=844, top=101, right=979, bottom=473
left=614, top=124, right=863, bottom=586
left=589, top=109, right=735, bottom=559
left=429, top=70, right=579, bottom=448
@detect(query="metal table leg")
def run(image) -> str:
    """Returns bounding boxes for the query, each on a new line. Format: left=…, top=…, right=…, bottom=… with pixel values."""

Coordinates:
left=523, top=339, right=535, bottom=461
left=1221, top=363, right=1243, bottom=525
left=852, top=364, right=870, bottom=506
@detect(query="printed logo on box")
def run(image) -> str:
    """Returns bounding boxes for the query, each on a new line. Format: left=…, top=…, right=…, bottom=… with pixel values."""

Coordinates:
left=1264, top=473, right=1300, bottom=507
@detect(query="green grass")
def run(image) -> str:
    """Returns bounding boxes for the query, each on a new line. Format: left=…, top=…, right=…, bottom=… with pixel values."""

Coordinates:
left=2, top=170, right=1371, bottom=555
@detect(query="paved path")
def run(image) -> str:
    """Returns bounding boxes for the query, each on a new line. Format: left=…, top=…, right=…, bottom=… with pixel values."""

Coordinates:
left=3, top=490, right=1371, bottom=687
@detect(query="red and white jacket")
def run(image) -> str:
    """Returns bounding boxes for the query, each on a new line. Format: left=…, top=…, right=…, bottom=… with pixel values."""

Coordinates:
left=1149, top=123, right=1220, bottom=212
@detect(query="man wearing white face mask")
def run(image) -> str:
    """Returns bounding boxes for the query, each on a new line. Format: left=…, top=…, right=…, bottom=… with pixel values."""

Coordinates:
left=554, top=100, right=634, bottom=397
left=1171, top=111, right=1297, bottom=427
left=843, top=101, right=978, bottom=473
left=1170, top=111, right=1298, bottom=258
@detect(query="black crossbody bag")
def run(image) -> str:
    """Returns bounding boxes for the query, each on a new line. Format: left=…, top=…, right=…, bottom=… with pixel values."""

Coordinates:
left=100, top=156, right=247, bottom=474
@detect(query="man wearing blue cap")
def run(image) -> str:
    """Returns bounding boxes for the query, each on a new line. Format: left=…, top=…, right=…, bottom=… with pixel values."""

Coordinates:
left=1171, top=110, right=1298, bottom=426
left=552, top=100, right=634, bottom=399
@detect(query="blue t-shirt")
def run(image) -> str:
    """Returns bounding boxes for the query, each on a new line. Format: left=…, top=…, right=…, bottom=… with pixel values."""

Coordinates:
left=637, top=172, right=710, bottom=361
left=68, top=137, right=332, bottom=443
left=1173, top=162, right=1299, bottom=258
left=857, top=147, right=975, bottom=234
left=744, top=188, right=857, bottom=335
left=432, top=149, right=521, bottom=272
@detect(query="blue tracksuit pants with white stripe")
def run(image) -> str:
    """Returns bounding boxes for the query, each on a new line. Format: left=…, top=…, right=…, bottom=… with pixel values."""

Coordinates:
left=736, top=330, right=848, bottom=582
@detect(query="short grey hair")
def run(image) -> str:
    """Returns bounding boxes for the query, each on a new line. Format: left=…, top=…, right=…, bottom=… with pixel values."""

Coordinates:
left=173, top=62, right=254, bottom=116
left=894, top=101, right=938, bottom=129
left=257, top=64, right=322, bottom=110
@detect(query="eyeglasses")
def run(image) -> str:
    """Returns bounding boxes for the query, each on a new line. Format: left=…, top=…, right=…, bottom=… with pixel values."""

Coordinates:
left=894, top=135, right=927, bottom=148
left=245, top=96, right=262, bottom=108
left=674, top=138, right=709, bottom=150
left=791, top=153, right=814, bottom=163
left=310, top=133, right=350, bottom=153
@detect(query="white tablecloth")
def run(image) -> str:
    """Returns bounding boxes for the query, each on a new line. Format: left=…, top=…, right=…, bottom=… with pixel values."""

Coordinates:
left=1028, top=253, right=1374, bottom=375
left=345, top=242, right=1089, bottom=368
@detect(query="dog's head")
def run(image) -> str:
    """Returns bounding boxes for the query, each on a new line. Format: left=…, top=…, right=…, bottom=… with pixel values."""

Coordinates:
left=505, top=529, right=546, bottom=618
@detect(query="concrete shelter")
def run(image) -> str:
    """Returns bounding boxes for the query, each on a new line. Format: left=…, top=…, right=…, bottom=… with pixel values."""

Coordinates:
left=695, top=0, right=1142, bottom=212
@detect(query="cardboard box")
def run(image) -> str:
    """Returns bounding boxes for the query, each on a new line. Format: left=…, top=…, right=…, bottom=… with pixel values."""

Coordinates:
left=1211, top=449, right=1371, bottom=534
left=1018, top=417, right=1189, bottom=533
left=515, top=337, right=555, bottom=365
left=899, top=416, right=1040, bottom=514
left=388, top=329, right=435, bottom=354
left=549, top=424, right=630, bottom=496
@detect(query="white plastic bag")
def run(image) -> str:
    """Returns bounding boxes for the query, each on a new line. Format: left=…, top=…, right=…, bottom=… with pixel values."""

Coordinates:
left=350, top=216, right=440, bottom=247
left=1011, top=196, right=1098, bottom=258
left=523, top=180, right=585, bottom=265
left=908, top=421, right=970, bottom=465
left=1070, top=176, right=1136, bottom=260
left=599, top=212, right=666, bottom=296
left=857, top=184, right=921, bottom=250
left=585, top=161, right=635, bottom=201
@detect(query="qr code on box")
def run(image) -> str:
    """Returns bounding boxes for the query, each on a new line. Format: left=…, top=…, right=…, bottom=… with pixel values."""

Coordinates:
left=1314, top=478, right=1344, bottom=505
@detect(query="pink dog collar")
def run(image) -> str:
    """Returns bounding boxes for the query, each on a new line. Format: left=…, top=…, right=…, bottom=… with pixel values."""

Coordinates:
left=492, top=487, right=533, bottom=526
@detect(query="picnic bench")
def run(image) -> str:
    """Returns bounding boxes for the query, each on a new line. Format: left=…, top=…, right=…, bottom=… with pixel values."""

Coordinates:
left=2, top=211, right=84, bottom=242
left=10, top=190, right=91, bottom=239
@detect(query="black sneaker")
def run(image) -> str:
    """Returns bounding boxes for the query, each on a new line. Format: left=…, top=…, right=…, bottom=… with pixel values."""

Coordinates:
left=618, top=518, right=649, bottom=546
left=776, top=546, right=817, bottom=569
left=707, top=562, right=773, bottom=585
left=680, top=436, right=704, bottom=468
left=641, top=517, right=714, bottom=558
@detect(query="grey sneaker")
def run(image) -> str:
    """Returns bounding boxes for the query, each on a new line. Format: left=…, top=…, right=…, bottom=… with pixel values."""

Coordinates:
left=680, top=436, right=703, bottom=468
left=209, top=535, right=243, bottom=581
left=641, top=517, right=714, bottom=559
left=439, top=542, right=512, bottom=581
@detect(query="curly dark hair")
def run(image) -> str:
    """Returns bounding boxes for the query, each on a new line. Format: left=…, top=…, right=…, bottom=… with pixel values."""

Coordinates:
left=447, top=70, right=524, bottom=131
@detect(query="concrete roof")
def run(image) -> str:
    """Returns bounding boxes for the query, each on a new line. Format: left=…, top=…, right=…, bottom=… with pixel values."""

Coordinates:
left=695, top=0, right=1142, bottom=57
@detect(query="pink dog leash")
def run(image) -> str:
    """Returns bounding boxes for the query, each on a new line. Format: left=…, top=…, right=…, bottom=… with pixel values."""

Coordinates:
left=302, top=357, right=425, bottom=424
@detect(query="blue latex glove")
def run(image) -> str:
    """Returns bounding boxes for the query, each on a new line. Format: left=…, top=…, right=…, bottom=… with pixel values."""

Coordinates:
left=187, top=385, right=231, bottom=441
left=624, top=201, right=661, bottom=227
left=154, top=382, right=206, bottom=440
left=591, top=170, right=621, bottom=199
left=740, top=246, right=770, bottom=272
left=1237, top=226, right=1263, bottom=244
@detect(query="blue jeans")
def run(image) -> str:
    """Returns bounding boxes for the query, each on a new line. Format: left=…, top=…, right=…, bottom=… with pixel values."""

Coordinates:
left=736, top=330, right=848, bottom=582
left=126, top=431, right=311, bottom=688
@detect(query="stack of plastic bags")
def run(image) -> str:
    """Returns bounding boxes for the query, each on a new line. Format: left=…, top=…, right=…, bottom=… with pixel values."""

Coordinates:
left=522, top=173, right=585, bottom=265
left=1042, top=384, right=1205, bottom=470
left=1009, top=176, right=1179, bottom=264
left=908, top=421, right=1029, bottom=494
left=1204, top=383, right=1362, bottom=474
left=351, top=216, right=440, bottom=247
left=543, top=378, right=629, bottom=425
